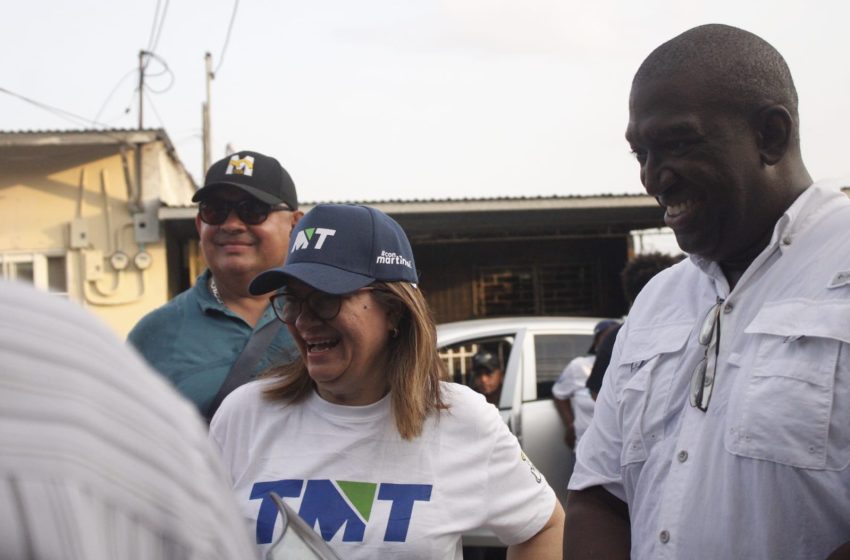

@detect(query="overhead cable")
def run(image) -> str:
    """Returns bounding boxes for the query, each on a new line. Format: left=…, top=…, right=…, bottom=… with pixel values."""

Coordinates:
left=0, top=86, right=110, bottom=129
left=145, top=0, right=171, bottom=68
left=213, top=0, right=240, bottom=75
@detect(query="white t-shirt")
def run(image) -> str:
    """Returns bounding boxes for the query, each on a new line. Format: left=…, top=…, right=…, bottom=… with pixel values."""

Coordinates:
left=211, top=380, right=556, bottom=559
left=552, top=355, right=596, bottom=443
left=571, top=181, right=850, bottom=560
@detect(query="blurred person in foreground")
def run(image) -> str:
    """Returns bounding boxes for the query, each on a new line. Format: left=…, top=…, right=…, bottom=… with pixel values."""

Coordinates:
left=585, top=252, right=682, bottom=400
left=210, top=204, right=564, bottom=559
left=565, top=24, right=850, bottom=560
left=552, top=319, right=619, bottom=449
left=129, top=150, right=302, bottom=421
left=0, top=280, right=256, bottom=560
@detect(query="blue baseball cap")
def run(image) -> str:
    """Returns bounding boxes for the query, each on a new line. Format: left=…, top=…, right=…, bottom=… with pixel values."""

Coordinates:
left=249, top=204, right=418, bottom=295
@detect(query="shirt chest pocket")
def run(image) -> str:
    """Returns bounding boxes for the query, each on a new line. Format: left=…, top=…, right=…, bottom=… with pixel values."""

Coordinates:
left=616, top=322, right=693, bottom=467
left=727, top=300, right=850, bottom=470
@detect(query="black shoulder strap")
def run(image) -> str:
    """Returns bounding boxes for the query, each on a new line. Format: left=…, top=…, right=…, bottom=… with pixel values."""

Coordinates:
left=204, top=319, right=283, bottom=423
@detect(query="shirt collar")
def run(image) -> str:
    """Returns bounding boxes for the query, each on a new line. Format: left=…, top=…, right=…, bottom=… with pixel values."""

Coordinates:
left=197, top=269, right=224, bottom=313
left=196, top=269, right=279, bottom=327
left=688, top=180, right=848, bottom=275
left=772, top=179, right=848, bottom=249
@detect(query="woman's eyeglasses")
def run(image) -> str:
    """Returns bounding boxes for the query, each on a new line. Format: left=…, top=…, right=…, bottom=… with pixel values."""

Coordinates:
left=198, top=199, right=289, bottom=226
left=269, top=287, right=384, bottom=325
left=689, top=298, right=724, bottom=411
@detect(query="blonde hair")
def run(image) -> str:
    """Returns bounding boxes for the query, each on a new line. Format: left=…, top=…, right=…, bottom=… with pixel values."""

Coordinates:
left=261, top=282, right=448, bottom=440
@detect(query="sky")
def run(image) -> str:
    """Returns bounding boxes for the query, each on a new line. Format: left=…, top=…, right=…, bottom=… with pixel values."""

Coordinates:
left=4, top=0, right=849, bottom=203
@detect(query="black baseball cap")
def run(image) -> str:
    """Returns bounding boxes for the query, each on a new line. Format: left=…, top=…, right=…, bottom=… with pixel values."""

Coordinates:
left=192, top=150, right=298, bottom=210
left=249, top=204, right=418, bottom=295
left=472, top=350, right=500, bottom=374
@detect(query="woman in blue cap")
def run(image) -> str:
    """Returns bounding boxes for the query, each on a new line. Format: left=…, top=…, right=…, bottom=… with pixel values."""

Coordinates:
left=209, top=204, right=564, bottom=559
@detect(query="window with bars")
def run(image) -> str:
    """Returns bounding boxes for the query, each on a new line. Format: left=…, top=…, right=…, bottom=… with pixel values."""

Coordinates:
left=476, top=263, right=597, bottom=317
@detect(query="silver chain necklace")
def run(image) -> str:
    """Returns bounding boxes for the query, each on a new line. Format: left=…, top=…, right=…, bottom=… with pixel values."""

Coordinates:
left=209, top=277, right=224, bottom=305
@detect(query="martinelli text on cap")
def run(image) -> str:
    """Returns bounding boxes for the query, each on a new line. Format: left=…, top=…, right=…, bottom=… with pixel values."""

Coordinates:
left=376, top=250, right=413, bottom=269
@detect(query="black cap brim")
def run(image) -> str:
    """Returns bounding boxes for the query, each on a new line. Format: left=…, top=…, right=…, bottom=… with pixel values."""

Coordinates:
left=192, top=181, right=287, bottom=206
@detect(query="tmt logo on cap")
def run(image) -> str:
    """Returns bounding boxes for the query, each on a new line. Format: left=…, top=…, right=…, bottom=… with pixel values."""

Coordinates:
left=292, top=227, right=337, bottom=251
left=248, top=204, right=419, bottom=296
left=225, top=154, right=255, bottom=176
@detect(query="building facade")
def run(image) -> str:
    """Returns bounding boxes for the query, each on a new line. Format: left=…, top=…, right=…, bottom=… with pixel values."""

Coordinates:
left=0, top=129, right=195, bottom=336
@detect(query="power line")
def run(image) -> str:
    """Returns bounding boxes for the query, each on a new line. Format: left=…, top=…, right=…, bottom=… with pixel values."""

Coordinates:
left=0, top=86, right=110, bottom=129
left=144, top=0, right=171, bottom=67
left=143, top=90, right=168, bottom=131
left=0, top=86, right=146, bottom=147
left=102, top=87, right=139, bottom=127
left=149, top=0, right=171, bottom=54
left=145, top=0, right=162, bottom=52
left=92, top=68, right=138, bottom=125
left=213, top=0, right=240, bottom=75
left=141, top=52, right=175, bottom=94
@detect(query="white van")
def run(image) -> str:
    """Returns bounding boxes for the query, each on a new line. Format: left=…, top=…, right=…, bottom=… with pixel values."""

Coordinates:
left=437, top=316, right=604, bottom=548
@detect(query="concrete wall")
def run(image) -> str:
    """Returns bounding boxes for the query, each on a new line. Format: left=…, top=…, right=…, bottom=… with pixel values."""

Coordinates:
left=0, top=139, right=193, bottom=337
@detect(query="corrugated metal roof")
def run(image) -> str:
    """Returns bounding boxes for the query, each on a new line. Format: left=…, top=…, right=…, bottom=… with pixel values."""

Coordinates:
left=159, top=191, right=652, bottom=217
left=0, top=128, right=198, bottom=197
left=0, top=127, right=162, bottom=134
left=0, top=128, right=174, bottom=151
left=311, top=191, right=647, bottom=205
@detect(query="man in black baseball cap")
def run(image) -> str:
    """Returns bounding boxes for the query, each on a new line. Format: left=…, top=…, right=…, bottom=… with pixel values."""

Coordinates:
left=192, top=151, right=298, bottom=209
left=470, top=349, right=505, bottom=406
left=129, top=150, right=303, bottom=420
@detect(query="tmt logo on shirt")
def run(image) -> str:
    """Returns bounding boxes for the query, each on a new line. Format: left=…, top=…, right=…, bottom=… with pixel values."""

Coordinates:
left=292, top=227, right=336, bottom=251
left=251, top=479, right=432, bottom=544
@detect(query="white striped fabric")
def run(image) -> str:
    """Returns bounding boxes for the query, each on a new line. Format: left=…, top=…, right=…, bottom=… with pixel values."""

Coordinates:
left=0, top=281, right=257, bottom=560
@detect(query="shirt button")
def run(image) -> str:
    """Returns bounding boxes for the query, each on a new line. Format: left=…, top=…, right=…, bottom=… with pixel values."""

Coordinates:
left=782, top=236, right=792, bottom=246
left=659, top=530, right=670, bottom=544
left=724, top=302, right=734, bottom=313
left=677, top=450, right=688, bottom=462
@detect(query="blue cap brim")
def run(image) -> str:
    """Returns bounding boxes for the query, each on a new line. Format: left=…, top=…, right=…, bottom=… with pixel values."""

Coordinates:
left=249, top=262, right=375, bottom=296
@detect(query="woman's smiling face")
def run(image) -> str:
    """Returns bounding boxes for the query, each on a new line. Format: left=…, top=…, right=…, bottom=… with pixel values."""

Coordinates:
left=285, top=279, right=395, bottom=406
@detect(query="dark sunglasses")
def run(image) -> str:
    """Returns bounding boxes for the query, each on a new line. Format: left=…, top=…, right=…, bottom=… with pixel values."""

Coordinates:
left=198, top=198, right=289, bottom=226
left=269, top=287, right=385, bottom=325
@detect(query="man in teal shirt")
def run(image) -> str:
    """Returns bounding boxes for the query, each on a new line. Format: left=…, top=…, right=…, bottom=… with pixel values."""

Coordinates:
left=129, top=151, right=302, bottom=419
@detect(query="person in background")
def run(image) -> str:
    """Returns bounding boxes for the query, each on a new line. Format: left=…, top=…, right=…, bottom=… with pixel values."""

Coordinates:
left=565, top=24, right=850, bottom=560
left=0, top=280, right=256, bottom=560
left=210, top=203, right=564, bottom=559
left=552, top=319, right=619, bottom=449
left=129, top=150, right=303, bottom=421
left=585, top=252, right=682, bottom=400
left=471, top=348, right=505, bottom=406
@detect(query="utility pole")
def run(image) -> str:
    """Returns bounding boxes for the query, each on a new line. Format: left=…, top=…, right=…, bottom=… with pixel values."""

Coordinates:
left=202, top=52, right=213, bottom=173
left=138, top=50, right=145, bottom=129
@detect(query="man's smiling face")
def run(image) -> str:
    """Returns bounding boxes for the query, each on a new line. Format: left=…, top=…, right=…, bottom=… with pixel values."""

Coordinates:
left=626, top=75, right=771, bottom=265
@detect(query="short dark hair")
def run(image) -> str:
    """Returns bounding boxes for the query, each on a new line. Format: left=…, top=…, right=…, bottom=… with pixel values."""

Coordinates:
left=621, top=252, right=683, bottom=305
left=634, top=24, right=799, bottom=137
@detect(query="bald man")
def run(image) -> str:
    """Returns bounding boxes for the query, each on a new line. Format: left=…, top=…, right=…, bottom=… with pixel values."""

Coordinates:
left=564, top=24, right=850, bottom=559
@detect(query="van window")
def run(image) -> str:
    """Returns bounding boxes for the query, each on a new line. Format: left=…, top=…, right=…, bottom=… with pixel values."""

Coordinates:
left=534, top=334, right=593, bottom=399
left=439, top=336, right=513, bottom=402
